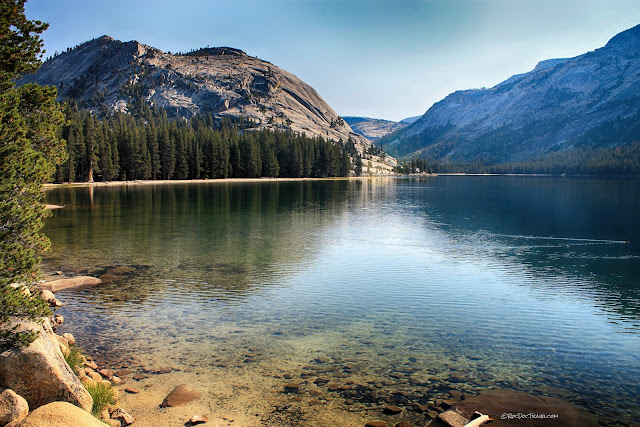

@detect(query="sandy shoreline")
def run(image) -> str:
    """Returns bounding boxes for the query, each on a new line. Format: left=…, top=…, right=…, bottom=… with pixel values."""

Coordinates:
left=42, top=173, right=583, bottom=191
left=42, top=176, right=408, bottom=190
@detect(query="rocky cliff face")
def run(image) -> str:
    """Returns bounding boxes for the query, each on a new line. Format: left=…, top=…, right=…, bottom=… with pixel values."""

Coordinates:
left=383, top=25, right=640, bottom=162
left=20, top=36, right=396, bottom=172
left=343, top=117, right=407, bottom=141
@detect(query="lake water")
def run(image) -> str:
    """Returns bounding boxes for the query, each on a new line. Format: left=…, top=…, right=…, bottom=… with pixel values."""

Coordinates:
left=43, top=176, right=640, bottom=425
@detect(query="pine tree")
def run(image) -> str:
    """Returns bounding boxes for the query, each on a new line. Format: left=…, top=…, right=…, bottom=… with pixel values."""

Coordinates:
left=0, top=0, right=66, bottom=346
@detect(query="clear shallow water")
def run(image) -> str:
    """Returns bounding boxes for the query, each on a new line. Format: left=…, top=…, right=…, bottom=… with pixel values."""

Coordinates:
left=43, top=177, right=640, bottom=424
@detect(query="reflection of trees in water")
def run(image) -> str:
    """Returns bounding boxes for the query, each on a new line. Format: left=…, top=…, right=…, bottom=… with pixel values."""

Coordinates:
left=43, top=181, right=368, bottom=304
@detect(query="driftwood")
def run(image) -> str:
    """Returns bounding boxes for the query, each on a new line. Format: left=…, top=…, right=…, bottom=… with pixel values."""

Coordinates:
left=464, top=413, right=492, bottom=427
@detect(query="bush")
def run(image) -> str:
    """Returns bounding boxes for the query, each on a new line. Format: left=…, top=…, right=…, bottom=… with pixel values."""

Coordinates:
left=63, top=346, right=84, bottom=373
left=85, top=382, right=117, bottom=417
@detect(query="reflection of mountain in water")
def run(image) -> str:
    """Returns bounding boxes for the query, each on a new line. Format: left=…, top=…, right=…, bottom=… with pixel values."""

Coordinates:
left=394, top=176, right=640, bottom=322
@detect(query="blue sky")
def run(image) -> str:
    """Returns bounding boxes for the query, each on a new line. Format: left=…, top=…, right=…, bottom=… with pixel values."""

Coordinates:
left=26, top=0, right=640, bottom=122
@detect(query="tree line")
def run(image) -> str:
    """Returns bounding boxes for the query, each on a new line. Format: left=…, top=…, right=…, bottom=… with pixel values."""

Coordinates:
left=395, top=142, right=640, bottom=176
left=56, top=102, right=354, bottom=182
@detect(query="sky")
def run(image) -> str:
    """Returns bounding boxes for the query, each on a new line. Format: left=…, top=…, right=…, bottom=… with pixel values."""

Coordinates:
left=25, top=0, right=640, bottom=122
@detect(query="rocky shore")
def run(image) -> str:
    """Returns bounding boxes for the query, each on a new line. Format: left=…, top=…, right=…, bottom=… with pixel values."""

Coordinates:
left=1, top=276, right=613, bottom=427
left=0, top=281, right=134, bottom=426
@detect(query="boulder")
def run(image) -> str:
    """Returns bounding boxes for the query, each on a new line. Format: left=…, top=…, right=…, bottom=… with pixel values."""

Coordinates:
left=52, top=315, right=63, bottom=327
left=160, top=385, right=201, bottom=407
left=0, top=388, right=29, bottom=425
left=0, top=320, right=93, bottom=412
left=8, top=401, right=104, bottom=427
left=61, top=334, right=75, bottom=347
left=54, top=335, right=68, bottom=348
left=37, top=290, right=57, bottom=306
left=36, top=277, right=102, bottom=292
left=450, top=389, right=598, bottom=427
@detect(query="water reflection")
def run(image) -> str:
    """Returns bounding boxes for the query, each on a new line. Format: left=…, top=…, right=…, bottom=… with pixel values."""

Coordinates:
left=43, top=177, right=640, bottom=423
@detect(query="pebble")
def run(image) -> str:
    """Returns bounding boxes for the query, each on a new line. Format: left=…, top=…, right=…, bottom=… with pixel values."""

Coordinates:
left=99, top=369, right=114, bottom=379
left=124, top=388, right=140, bottom=394
left=189, top=414, right=208, bottom=425
left=132, top=374, right=148, bottom=380
left=413, top=404, right=428, bottom=413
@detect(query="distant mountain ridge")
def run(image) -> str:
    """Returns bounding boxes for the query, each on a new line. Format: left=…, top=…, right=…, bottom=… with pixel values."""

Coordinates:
left=382, top=24, right=640, bottom=163
left=343, top=116, right=407, bottom=141
left=19, top=36, right=396, bottom=173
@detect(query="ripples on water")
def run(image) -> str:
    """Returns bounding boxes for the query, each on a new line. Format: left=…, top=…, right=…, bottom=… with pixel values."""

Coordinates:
left=43, top=177, right=640, bottom=424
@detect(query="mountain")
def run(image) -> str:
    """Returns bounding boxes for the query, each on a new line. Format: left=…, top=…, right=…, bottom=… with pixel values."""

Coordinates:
left=20, top=36, right=396, bottom=173
left=343, top=116, right=407, bottom=141
left=399, top=116, right=421, bottom=124
left=382, top=24, right=640, bottom=163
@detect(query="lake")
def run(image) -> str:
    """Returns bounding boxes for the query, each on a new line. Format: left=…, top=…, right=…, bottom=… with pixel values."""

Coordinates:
left=43, top=176, right=640, bottom=426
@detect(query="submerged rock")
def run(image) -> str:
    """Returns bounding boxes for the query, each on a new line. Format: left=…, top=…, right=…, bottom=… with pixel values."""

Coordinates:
left=383, top=405, right=402, bottom=414
left=446, top=389, right=599, bottom=427
left=160, top=385, right=202, bottom=407
left=0, top=388, right=29, bottom=425
left=37, top=276, right=102, bottom=292
left=283, top=383, right=300, bottom=391
left=0, top=320, right=92, bottom=412
left=431, top=410, right=468, bottom=427
left=13, top=401, right=104, bottom=426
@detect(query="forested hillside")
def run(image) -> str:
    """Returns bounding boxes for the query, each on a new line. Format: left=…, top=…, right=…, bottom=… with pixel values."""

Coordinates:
left=55, top=102, right=357, bottom=182
left=396, top=142, right=640, bottom=176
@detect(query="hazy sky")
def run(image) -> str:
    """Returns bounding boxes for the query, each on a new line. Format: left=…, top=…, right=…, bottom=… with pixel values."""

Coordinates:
left=25, top=0, right=640, bottom=121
